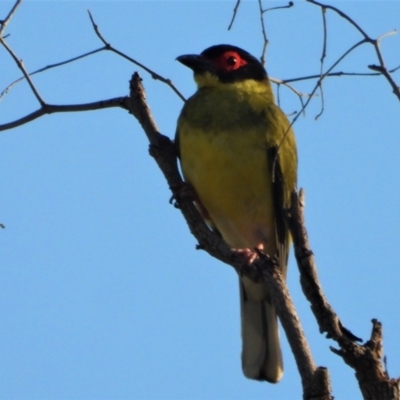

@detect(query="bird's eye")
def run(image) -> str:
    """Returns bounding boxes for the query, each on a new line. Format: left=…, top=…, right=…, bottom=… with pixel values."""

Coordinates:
left=226, top=56, right=237, bottom=66
left=212, top=51, right=246, bottom=71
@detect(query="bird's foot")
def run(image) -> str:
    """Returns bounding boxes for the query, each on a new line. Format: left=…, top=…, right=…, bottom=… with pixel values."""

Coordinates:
left=233, top=243, right=264, bottom=265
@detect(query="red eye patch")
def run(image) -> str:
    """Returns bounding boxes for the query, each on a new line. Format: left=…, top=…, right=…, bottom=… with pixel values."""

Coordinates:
left=212, top=51, right=248, bottom=72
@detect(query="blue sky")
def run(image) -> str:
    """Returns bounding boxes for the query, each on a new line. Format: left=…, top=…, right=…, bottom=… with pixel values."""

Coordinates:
left=1, top=1, right=400, bottom=399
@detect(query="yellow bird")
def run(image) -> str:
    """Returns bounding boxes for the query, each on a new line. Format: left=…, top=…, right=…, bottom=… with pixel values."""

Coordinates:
left=176, top=44, right=297, bottom=383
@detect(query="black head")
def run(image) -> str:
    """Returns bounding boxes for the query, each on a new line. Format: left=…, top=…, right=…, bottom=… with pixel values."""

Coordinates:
left=177, top=44, right=267, bottom=83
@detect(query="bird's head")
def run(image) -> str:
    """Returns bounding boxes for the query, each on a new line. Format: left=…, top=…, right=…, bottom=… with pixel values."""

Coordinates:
left=177, top=44, right=267, bottom=88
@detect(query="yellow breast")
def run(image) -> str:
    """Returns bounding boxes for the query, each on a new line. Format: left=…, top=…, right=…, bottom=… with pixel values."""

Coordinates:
left=177, top=86, right=277, bottom=252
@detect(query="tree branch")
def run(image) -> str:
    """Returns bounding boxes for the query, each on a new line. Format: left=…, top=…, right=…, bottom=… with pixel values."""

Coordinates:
left=1, top=4, right=186, bottom=104
left=0, top=47, right=105, bottom=102
left=275, top=38, right=366, bottom=162
left=257, top=1, right=294, bottom=66
left=0, top=0, right=21, bottom=35
left=0, top=97, right=129, bottom=131
left=88, top=10, right=186, bottom=102
left=307, top=0, right=400, bottom=102
left=287, top=190, right=400, bottom=399
left=315, top=6, right=327, bottom=119
left=281, top=65, right=400, bottom=84
left=227, top=0, right=241, bottom=31
left=0, top=33, right=45, bottom=106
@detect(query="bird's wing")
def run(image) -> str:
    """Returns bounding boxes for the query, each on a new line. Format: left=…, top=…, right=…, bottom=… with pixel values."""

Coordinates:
left=264, top=101, right=297, bottom=276
left=266, top=142, right=292, bottom=277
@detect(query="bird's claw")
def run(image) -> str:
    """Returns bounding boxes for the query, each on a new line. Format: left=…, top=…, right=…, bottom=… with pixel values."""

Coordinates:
left=233, top=243, right=264, bottom=265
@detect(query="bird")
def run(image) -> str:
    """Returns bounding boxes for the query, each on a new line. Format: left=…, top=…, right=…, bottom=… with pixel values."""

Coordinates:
left=175, top=44, right=297, bottom=383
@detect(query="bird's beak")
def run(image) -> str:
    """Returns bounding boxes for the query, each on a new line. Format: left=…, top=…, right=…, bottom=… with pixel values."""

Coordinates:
left=176, top=54, right=214, bottom=73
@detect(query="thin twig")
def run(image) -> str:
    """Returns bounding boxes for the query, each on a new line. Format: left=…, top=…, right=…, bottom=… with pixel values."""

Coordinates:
left=257, top=0, right=268, bottom=66
left=0, top=97, right=129, bottom=131
left=1, top=1, right=46, bottom=106
left=377, top=29, right=398, bottom=42
left=270, top=78, right=309, bottom=113
left=276, top=82, right=281, bottom=107
left=88, top=10, right=186, bottom=102
left=261, top=1, right=294, bottom=13
left=271, top=38, right=367, bottom=177
left=292, top=39, right=367, bottom=121
left=307, top=0, right=369, bottom=39
left=0, top=47, right=105, bottom=102
left=282, top=64, right=400, bottom=84
left=0, top=0, right=21, bottom=36
left=307, top=0, right=400, bottom=102
left=0, top=36, right=45, bottom=106
left=257, top=1, right=294, bottom=66
left=315, top=6, right=327, bottom=120
left=227, top=0, right=241, bottom=30
left=370, top=31, right=400, bottom=101
left=270, top=77, right=315, bottom=99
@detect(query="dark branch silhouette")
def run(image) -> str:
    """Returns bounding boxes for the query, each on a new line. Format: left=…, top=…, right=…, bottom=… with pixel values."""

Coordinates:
left=307, top=0, right=400, bottom=102
left=0, top=98, right=129, bottom=131
left=87, top=10, right=186, bottom=102
left=0, top=47, right=105, bottom=102
left=227, top=0, right=241, bottom=31
left=288, top=190, right=400, bottom=399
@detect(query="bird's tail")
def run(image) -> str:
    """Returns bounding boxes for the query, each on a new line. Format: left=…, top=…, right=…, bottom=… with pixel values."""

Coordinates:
left=239, top=277, right=283, bottom=383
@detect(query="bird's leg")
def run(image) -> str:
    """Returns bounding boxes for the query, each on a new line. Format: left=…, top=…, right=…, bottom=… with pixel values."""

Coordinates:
left=233, top=243, right=264, bottom=265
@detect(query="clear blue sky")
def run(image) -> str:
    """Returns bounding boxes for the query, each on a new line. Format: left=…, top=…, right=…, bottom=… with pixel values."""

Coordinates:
left=1, top=1, right=400, bottom=399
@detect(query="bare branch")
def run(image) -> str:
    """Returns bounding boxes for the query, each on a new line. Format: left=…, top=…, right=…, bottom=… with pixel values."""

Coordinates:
left=288, top=190, right=400, bottom=399
left=261, top=1, right=294, bottom=13
left=270, top=77, right=308, bottom=114
left=307, top=0, right=369, bottom=39
left=257, top=0, right=269, bottom=66
left=1, top=7, right=186, bottom=104
left=272, top=62, right=400, bottom=114
left=307, top=0, right=400, bottom=102
left=227, top=0, right=241, bottom=31
left=315, top=6, right=327, bottom=120
left=273, top=38, right=366, bottom=170
left=0, top=35, right=46, bottom=106
left=282, top=64, right=400, bottom=84
left=88, top=10, right=186, bottom=102
left=0, top=97, right=129, bottom=131
left=0, top=47, right=105, bottom=102
left=0, top=0, right=21, bottom=36
left=299, top=39, right=366, bottom=109
left=369, top=31, right=400, bottom=101
left=257, top=1, right=294, bottom=65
